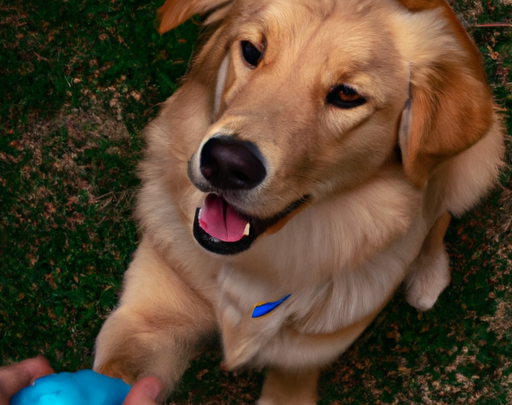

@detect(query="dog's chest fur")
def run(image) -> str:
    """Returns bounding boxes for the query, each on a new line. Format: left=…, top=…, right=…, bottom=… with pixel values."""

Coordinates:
left=208, top=172, right=427, bottom=368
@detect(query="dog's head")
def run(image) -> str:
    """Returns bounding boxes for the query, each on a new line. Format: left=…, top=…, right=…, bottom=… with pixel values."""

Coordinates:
left=158, top=0, right=494, bottom=255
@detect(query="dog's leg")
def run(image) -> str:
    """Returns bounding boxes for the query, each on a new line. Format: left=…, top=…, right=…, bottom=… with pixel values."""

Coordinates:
left=258, top=367, right=320, bottom=405
left=93, top=238, right=217, bottom=401
left=404, top=211, right=452, bottom=311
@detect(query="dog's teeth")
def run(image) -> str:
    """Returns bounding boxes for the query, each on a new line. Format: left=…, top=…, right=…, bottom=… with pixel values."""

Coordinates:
left=243, top=223, right=250, bottom=236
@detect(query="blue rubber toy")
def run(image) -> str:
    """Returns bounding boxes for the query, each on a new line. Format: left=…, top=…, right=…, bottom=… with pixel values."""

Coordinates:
left=10, top=369, right=131, bottom=405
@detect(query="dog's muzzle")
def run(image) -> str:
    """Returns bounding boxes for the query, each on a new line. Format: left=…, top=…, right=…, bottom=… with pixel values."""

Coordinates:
left=189, top=135, right=308, bottom=255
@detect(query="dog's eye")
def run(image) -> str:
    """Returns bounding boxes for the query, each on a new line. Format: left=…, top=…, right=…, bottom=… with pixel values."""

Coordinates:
left=327, top=84, right=366, bottom=109
left=241, top=41, right=263, bottom=68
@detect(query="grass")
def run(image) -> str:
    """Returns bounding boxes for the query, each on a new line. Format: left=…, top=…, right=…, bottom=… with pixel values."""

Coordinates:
left=0, top=0, right=511, bottom=403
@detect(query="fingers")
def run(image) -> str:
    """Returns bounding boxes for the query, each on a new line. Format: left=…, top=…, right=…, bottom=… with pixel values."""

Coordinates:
left=0, top=356, right=54, bottom=405
left=123, top=376, right=164, bottom=405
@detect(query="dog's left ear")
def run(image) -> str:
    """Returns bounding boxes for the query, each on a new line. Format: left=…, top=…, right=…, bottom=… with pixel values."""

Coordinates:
left=396, top=1, right=494, bottom=188
left=158, top=0, right=233, bottom=33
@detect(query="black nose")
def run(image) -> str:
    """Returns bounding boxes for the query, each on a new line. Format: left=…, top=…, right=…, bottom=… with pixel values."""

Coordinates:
left=200, top=136, right=266, bottom=190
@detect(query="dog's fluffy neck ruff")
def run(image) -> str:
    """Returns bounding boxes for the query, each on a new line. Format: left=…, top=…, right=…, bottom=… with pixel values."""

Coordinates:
left=213, top=169, right=426, bottom=368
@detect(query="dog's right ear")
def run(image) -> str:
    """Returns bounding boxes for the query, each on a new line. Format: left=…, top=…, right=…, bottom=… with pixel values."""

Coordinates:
left=158, top=0, right=233, bottom=33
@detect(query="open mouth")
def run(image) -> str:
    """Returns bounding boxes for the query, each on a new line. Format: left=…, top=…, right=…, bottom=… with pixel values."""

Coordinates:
left=193, top=193, right=309, bottom=255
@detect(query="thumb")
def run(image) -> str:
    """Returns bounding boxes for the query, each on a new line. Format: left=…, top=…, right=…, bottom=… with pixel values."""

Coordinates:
left=123, top=376, right=164, bottom=405
left=0, top=356, right=54, bottom=405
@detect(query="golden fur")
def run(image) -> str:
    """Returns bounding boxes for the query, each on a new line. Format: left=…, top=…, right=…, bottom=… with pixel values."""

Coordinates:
left=93, top=0, right=504, bottom=403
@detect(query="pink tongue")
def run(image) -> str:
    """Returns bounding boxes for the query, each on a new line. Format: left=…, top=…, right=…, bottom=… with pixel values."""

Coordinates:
left=198, top=194, right=248, bottom=242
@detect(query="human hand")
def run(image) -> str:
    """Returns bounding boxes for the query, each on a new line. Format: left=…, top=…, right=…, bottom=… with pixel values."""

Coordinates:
left=0, top=356, right=54, bottom=405
left=0, top=356, right=163, bottom=405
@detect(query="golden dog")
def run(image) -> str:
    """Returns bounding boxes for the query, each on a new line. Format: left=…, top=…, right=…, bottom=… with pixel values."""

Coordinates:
left=94, top=0, right=505, bottom=403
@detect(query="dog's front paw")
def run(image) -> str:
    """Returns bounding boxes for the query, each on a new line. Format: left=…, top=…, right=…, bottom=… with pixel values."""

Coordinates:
left=256, top=399, right=316, bottom=405
left=257, top=395, right=318, bottom=405
left=93, top=305, right=196, bottom=401
left=258, top=368, right=319, bottom=405
left=404, top=247, right=451, bottom=311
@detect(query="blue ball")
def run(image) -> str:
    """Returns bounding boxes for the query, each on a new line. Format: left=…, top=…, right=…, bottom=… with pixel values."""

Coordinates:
left=10, top=370, right=131, bottom=405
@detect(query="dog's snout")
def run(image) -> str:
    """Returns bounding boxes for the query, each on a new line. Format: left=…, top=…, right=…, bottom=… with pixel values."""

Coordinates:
left=200, top=136, right=266, bottom=190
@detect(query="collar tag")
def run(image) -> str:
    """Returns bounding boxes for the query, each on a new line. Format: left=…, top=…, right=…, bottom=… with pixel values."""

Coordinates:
left=251, top=294, right=291, bottom=318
